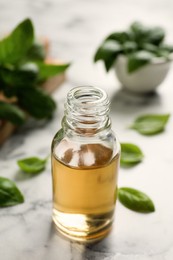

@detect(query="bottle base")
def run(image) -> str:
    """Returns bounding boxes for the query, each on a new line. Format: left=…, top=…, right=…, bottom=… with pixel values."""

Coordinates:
left=52, top=209, right=114, bottom=242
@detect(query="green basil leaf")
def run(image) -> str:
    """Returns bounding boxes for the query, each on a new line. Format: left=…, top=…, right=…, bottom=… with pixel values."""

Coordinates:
left=1, top=85, right=17, bottom=98
left=120, top=143, right=144, bottom=166
left=0, top=74, right=5, bottom=88
left=159, top=43, right=173, bottom=53
left=122, top=41, right=137, bottom=54
left=130, top=21, right=147, bottom=35
left=155, top=49, right=170, bottom=59
left=0, top=177, right=24, bottom=207
left=17, top=157, right=48, bottom=174
left=130, top=21, right=150, bottom=44
left=130, top=114, right=170, bottom=135
left=130, top=22, right=165, bottom=46
left=0, top=101, right=26, bottom=125
left=0, top=63, right=39, bottom=88
left=17, top=87, right=56, bottom=119
left=18, top=62, right=39, bottom=79
left=105, top=31, right=131, bottom=44
left=148, top=26, right=165, bottom=45
left=118, top=187, right=155, bottom=213
left=94, top=40, right=122, bottom=71
left=154, top=44, right=173, bottom=59
left=141, top=43, right=157, bottom=53
left=127, top=50, right=154, bottom=73
left=36, top=62, right=70, bottom=81
left=25, top=42, right=46, bottom=61
left=0, top=18, right=34, bottom=64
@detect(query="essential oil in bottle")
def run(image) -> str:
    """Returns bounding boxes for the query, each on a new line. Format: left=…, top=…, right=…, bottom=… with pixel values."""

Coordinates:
left=51, top=86, right=120, bottom=242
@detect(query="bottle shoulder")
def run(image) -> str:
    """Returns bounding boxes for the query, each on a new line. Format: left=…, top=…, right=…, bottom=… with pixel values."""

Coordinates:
left=52, top=130, right=120, bottom=168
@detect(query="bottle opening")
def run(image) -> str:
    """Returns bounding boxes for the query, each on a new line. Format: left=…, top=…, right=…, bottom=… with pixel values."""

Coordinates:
left=64, top=86, right=110, bottom=133
left=70, top=86, right=107, bottom=105
left=66, top=86, right=109, bottom=114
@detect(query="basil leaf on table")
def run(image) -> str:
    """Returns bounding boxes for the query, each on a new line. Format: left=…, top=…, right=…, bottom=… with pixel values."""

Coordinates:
left=127, top=50, right=154, bottom=73
left=17, top=157, right=48, bottom=174
left=17, top=87, right=56, bottom=119
left=118, top=187, right=155, bottom=213
left=0, top=101, right=26, bottom=125
left=120, top=143, right=144, bottom=167
left=0, top=18, right=34, bottom=64
left=0, top=177, right=24, bottom=207
left=94, top=40, right=122, bottom=71
left=130, top=114, right=170, bottom=135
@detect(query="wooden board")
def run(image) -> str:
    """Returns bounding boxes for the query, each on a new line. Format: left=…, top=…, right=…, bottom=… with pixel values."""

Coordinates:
left=0, top=72, right=66, bottom=145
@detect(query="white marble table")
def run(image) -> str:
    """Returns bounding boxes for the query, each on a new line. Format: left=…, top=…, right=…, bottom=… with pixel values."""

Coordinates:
left=1, top=0, right=173, bottom=259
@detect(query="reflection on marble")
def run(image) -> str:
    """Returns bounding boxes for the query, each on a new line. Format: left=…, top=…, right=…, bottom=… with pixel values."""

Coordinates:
left=1, top=0, right=173, bottom=259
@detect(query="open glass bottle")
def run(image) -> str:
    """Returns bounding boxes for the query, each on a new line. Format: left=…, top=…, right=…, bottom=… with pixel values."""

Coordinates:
left=51, top=86, right=120, bottom=242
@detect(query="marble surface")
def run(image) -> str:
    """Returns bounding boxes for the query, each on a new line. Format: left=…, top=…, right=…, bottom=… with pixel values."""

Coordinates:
left=1, top=0, right=173, bottom=259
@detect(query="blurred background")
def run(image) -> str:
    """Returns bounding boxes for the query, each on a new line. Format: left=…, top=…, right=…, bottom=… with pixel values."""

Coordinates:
left=1, top=0, right=173, bottom=62
left=1, top=0, right=172, bottom=98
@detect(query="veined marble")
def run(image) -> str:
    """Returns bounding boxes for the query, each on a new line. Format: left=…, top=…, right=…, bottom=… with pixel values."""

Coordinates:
left=0, top=0, right=173, bottom=259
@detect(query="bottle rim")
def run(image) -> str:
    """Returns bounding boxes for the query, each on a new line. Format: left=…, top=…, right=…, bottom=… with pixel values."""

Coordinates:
left=66, top=86, right=109, bottom=107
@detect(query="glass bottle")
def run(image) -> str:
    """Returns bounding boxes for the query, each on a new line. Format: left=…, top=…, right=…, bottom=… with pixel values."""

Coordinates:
left=51, top=86, right=120, bottom=242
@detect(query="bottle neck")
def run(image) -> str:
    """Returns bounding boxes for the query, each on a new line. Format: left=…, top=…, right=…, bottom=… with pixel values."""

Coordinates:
left=63, top=86, right=111, bottom=135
